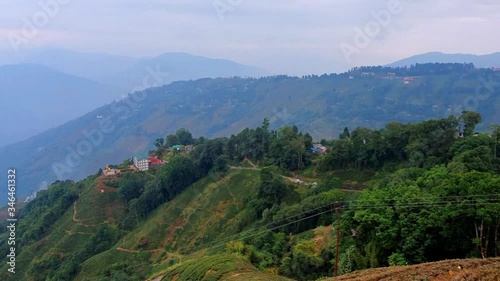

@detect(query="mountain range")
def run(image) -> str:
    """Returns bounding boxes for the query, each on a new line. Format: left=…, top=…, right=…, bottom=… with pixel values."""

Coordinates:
left=0, top=49, right=268, bottom=146
left=388, top=52, right=500, bottom=68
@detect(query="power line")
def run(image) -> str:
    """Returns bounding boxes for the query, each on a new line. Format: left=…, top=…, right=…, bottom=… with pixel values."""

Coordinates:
left=179, top=198, right=500, bottom=255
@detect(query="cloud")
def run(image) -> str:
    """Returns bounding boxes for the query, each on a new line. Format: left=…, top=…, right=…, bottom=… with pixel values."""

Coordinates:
left=0, top=0, right=498, bottom=74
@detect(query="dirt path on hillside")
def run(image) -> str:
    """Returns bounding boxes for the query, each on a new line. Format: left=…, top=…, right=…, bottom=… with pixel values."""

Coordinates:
left=243, top=157, right=258, bottom=168
left=116, top=246, right=165, bottom=253
left=150, top=276, right=164, bottom=281
left=229, top=166, right=261, bottom=170
left=116, top=247, right=140, bottom=253
left=65, top=230, right=93, bottom=235
left=72, top=201, right=98, bottom=227
left=229, top=165, right=361, bottom=192
left=96, top=175, right=119, bottom=193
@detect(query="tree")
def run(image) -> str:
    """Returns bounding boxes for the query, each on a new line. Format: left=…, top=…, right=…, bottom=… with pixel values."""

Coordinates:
left=258, top=168, right=287, bottom=204
left=271, top=126, right=312, bottom=170
left=176, top=128, right=194, bottom=145
left=339, top=127, right=351, bottom=139
left=165, top=134, right=180, bottom=147
left=154, top=138, right=164, bottom=148
left=487, top=125, right=500, bottom=160
left=290, top=241, right=325, bottom=280
left=461, top=111, right=483, bottom=137
left=262, top=117, right=270, bottom=131
left=119, top=173, right=145, bottom=202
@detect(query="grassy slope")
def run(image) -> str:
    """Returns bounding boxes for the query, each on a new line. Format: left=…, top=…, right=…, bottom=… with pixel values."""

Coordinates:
left=76, top=166, right=371, bottom=280
left=153, top=253, right=292, bottom=281
left=0, top=177, right=126, bottom=280
left=76, top=169, right=263, bottom=280
left=327, top=258, right=500, bottom=281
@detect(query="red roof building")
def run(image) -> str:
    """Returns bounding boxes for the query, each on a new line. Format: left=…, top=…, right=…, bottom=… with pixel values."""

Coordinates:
left=150, top=156, right=165, bottom=167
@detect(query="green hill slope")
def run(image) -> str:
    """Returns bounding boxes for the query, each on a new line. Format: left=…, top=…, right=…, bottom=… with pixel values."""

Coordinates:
left=2, top=63, right=500, bottom=202
left=1, top=114, right=498, bottom=281
left=0, top=175, right=127, bottom=280
left=74, top=169, right=268, bottom=280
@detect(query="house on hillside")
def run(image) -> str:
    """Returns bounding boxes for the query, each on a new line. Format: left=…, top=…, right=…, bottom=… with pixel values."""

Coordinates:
left=310, top=143, right=328, bottom=154
left=150, top=156, right=165, bottom=168
left=171, top=144, right=183, bottom=152
left=103, top=165, right=121, bottom=176
left=133, top=155, right=150, bottom=171
left=133, top=155, right=166, bottom=171
left=169, top=144, right=195, bottom=153
left=361, top=72, right=375, bottom=77
left=403, top=77, right=414, bottom=84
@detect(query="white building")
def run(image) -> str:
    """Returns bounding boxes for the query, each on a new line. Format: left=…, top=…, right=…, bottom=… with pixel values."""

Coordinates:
left=133, top=155, right=150, bottom=171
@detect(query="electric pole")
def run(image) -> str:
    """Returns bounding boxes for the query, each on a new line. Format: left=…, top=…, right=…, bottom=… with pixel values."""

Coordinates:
left=334, top=207, right=342, bottom=277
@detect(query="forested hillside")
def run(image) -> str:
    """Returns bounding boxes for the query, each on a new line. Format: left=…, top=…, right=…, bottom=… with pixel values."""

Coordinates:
left=1, top=112, right=498, bottom=280
left=2, top=63, right=499, bottom=203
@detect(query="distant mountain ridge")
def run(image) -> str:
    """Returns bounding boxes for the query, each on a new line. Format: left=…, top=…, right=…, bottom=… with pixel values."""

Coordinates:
left=0, top=48, right=269, bottom=146
left=388, top=52, right=500, bottom=68
left=0, top=63, right=121, bottom=147
left=0, top=48, right=268, bottom=87
left=103, top=51, right=268, bottom=91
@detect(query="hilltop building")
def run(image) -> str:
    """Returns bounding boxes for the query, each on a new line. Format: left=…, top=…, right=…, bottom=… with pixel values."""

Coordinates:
left=133, top=155, right=150, bottom=171
left=133, top=155, right=166, bottom=171
left=103, top=165, right=121, bottom=176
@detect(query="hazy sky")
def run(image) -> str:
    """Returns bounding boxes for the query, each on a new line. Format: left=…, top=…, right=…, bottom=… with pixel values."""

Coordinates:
left=1, top=0, right=499, bottom=75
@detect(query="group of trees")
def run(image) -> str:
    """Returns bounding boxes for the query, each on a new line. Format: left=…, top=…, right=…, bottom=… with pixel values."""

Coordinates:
left=349, top=63, right=476, bottom=77
left=14, top=180, right=80, bottom=246
left=339, top=167, right=500, bottom=273
left=226, top=118, right=314, bottom=171
left=155, top=128, right=196, bottom=149
left=319, top=112, right=499, bottom=172
left=27, top=225, right=121, bottom=281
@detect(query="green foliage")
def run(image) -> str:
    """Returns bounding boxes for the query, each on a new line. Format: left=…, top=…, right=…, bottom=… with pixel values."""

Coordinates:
left=98, top=253, right=152, bottom=281
left=226, top=241, right=245, bottom=255
left=160, top=253, right=289, bottom=281
left=14, top=180, right=79, bottom=246
left=287, top=241, right=325, bottom=280
left=271, top=126, right=313, bottom=171
left=344, top=167, right=500, bottom=271
left=319, top=115, right=461, bottom=170
left=461, top=111, right=483, bottom=137
left=388, top=253, right=408, bottom=266
left=165, top=128, right=194, bottom=147
left=338, top=245, right=367, bottom=275
left=258, top=169, right=288, bottom=206
left=119, top=172, right=147, bottom=202
left=339, top=127, right=351, bottom=139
